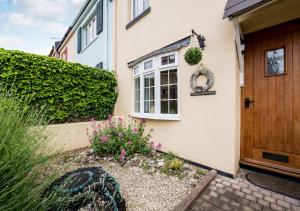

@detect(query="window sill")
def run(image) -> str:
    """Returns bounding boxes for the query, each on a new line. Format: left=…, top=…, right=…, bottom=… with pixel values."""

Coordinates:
left=126, top=7, right=151, bottom=30
left=131, top=113, right=180, bottom=121
left=80, top=36, right=98, bottom=54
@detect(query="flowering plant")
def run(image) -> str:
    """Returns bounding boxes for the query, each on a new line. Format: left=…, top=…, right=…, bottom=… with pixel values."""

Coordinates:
left=88, top=116, right=160, bottom=160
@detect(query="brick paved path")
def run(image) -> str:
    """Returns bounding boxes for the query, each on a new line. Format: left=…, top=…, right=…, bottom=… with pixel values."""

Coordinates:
left=190, top=168, right=300, bottom=211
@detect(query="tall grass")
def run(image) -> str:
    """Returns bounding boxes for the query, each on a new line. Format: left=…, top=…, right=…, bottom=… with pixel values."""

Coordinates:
left=0, top=91, right=61, bottom=210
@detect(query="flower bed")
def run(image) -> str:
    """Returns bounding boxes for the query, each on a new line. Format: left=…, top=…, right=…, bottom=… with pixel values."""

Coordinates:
left=53, top=148, right=207, bottom=211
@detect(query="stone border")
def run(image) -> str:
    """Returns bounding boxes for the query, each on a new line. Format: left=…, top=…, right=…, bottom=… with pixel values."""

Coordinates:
left=173, top=170, right=217, bottom=211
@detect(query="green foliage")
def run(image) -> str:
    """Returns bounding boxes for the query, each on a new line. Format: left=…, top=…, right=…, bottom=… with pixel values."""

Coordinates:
left=0, top=90, right=64, bottom=210
left=90, top=117, right=154, bottom=160
left=184, top=47, right=203, bottom=65
left=160, top=152, right=184, bottom=177
left=0, top=48, right=118, bottom=123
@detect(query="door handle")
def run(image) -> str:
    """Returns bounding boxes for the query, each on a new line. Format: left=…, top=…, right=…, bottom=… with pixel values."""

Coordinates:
left=245, top=98, right=255, bottom=108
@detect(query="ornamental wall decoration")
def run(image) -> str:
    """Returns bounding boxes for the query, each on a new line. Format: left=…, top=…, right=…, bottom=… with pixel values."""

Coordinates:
left=190, top=64, right=216, bottom=96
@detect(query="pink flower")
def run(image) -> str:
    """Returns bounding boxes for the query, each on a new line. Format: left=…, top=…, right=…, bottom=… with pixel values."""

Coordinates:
left=120, top=149, right=126, bottom=160
left=131, top=128, right=138, bottom=134
left=127, top=141, right=132, bottom=145
left=118, top=117, right=124, bottom=124
left=156, top=143, right=162, bottom=150
left=100, top=136, right=109, bottom=143
left=107, top=115, right=112, bottom=121
left=91, top=118, right=96, bottom=123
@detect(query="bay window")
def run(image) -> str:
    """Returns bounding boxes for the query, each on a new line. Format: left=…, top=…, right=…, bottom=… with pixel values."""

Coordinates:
left=132, top=51, right=179, bottom=120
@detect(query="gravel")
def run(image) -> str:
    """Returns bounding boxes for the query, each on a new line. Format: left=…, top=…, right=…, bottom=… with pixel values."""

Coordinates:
left=54, top=149, right=207, bottom=211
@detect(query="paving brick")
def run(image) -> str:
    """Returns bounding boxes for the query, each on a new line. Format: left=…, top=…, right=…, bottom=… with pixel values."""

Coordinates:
left=222, top=181, right=231, bottom=186
left=272, top=192, right=285, bottom=200
left=231, top=183, right=241, bottom=190
left=264, top=195, right=276, bottom=203
left=249, top=184, right=260, bottom=192
left=239, top=182, right=249, bottom=189
left=260, top=188, right=272, bottom=196
left=258, top=198, right=271, bottom=207
left=220, top=195, right=230, bottom=203
left=284, top=196, right=300, bottom=206
left=292, top=205, right=300, bottom=211
left=235, top=190, right=246, bottom=197
left=209, top=185, right=217, bottom=191
left=277, top=199, right=292, bottom=209
left=215, top=178, right=222, bottom=183
left=249, top=201, right=262, bottom=210
left=271, top=203, right=285, bottom=211
left=246, top=194, right=257, bottom=202
left=201, top=201, right=213, bottom=208
left=221, top=203, right=231, bottom=210
left=217, top=188, right=226, bottom=194
left=216, top=183, right=225, bottom=189
left=242, top=205, right=254, bottom=211
left=209, top=191, right=219, bottom=198
left=224, top=186, right=234, bottom=192
left=253, top=191, right=264, bottom=199
left=230, top=200, right=240, bottom=207
left=201, top=194, right=211, bottom=201
left=241, top=198, right=250, bottom=206
left=242, top=187, right=252, bottom=194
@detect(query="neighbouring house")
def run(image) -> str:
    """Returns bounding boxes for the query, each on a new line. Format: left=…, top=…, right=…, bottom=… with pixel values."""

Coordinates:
left=113, top=0, right=300, bottom=178
left=50, top=0, right=114, bottom=69
left=49, top=41, right=61, bottom=59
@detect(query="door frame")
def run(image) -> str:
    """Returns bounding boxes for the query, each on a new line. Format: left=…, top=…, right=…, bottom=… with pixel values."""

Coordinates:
left=240, top=18, right=300, bottom=178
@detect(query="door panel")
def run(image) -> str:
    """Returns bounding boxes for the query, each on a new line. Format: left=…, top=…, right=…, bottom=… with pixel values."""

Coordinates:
left=242, top=20, right=300, bottom=175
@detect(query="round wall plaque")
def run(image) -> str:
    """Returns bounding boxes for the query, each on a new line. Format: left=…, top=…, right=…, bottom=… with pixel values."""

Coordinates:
left=190, top=64, right=214, bottom=93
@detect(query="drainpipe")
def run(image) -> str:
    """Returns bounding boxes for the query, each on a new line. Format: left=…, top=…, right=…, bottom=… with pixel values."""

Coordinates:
left=106, top=0, right=109, bottom=70
left=232, top=18, right=245, bottom=87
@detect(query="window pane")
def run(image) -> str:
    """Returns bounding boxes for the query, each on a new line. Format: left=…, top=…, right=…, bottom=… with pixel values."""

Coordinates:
left=160, top=71, right=168, bottom=85
left=169, top=55, right=175, bottom=64
left=170, top=85, right=177, bottom=99
left=170, top=100, right=178, bottom=114
left=161, top=101, right=168, bottom=114
left=150, top=77, right=155, bottom=86
left=144, top=101, right=149, bottom=113
left=149, top=101, right=155, bottom=113
left=150, top=87, right=155, bottom=100
left=135, top=102, right=140, bottom=112
left=144, top=88, right=149, bottom=100
left=143, top=0, right=149, bottom=10
left=169, top=69, right=177, bottom=84
left=135, top=90, right=140, bottom=101
left=161, top=56, right=168, bottom=65
left=134, top=77, right=140, bottom=89
left=144, top=60, right=153, bottom=70
left=161, top=85, right=168, bottom=99
left=144, top=77, right=149, bottom=87
left=134, top=66, right=139, bottom=75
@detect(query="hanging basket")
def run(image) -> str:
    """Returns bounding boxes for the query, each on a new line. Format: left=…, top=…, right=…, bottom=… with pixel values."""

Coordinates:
left=184, top=47, right=203, bottom=66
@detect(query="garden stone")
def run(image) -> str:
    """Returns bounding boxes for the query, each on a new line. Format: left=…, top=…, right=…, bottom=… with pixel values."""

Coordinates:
left=157, top=161, right=164, bottom=168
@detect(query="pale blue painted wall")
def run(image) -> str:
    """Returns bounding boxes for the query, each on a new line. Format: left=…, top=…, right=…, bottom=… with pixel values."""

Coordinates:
left=73, top=0, right=113, bottom=70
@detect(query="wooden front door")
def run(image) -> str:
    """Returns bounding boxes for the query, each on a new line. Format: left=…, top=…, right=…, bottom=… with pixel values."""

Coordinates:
left=241, top=19, right=300, bottom=177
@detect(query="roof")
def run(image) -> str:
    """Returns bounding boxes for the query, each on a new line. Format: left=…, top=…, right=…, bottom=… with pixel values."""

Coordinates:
left=128, top=36, right=191, bottom=68
left=49, top=41, right=61, bottom=56
left=223, top=0, right=272, bottom=19
left=56, top=26, right=72, bottom=50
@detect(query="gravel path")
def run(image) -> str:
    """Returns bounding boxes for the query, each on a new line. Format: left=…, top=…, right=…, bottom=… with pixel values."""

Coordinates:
left=54, top=149, right=206, bottom=211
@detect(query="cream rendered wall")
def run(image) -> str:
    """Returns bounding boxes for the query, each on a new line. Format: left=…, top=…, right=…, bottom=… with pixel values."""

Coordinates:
left=59, top=32, right=76, bottom=63
left=114, top=0, right=240, bottom=175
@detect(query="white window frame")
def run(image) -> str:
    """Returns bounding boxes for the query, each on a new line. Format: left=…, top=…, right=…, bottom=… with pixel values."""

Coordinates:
left=132, top=0, right=149, bottom=19
left=131, top=51, right=180, bottom=121
left=83, top=15, right=97, bottom=48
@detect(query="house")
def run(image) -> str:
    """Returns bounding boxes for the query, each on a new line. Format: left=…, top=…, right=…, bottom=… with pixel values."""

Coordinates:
left=113, top=0, right=300, bottom=177
left=50, top=0, right=114, bottom=69
left=49, top=41, right=61, bottom=59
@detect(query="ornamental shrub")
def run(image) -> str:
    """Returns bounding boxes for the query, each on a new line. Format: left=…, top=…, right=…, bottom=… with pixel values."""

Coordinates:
left=89, top=117, right=160, bottom=160
left=184, top=47, right=203, bottom=65
left=0, top=48, right=118, bottom=123
left=0, top=90, right=65, bottom=210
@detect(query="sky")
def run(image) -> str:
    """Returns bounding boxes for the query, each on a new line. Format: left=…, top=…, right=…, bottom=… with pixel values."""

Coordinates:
left=0, top=0, right=86, bottom=55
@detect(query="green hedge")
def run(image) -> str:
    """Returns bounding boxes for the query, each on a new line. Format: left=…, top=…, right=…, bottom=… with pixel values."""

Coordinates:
left=0, top=49, right=118, bottom=123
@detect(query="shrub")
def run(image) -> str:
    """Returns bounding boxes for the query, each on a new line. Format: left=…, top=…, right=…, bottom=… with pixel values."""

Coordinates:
left=0, top=48, right=118, bottom=123
left=184, top=47, right=203, bottom=65
left=90, top=117, right=156, bottom=160
left=0, top=90, right=63, bottom=210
